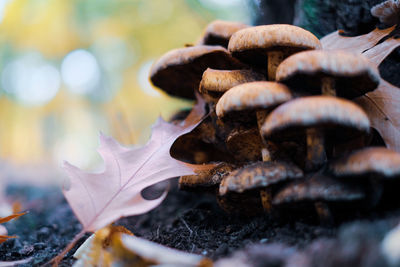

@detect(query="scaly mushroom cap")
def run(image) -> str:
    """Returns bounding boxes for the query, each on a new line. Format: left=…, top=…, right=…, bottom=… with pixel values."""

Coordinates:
left=150, top=45, right=245, bottom=99
left=199, top=68, right=265, bottom=101
left=216, top=81, right=292, bottom=123
left=276, top=50, right=380, bottom=98
left=197, top=20, right=249, bottom=48
left=330, top=147, right=400, bottom=178
left=179, top=162, right=236, bottom=191
left=219, top=161, right=303, bottom=196
left=272, top=174, right=365, bottom=205
left=228, top=24, right=321, bottom=69
left=261, top=96, right=370, bottom=142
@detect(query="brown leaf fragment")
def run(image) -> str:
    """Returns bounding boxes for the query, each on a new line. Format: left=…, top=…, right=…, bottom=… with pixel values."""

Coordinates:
left=0, top=212, right=26, bottom=224
left=363, top=37, right=400, bottom=66
left=355, top=79, right=400, bottom=151
left=321, top=26, right=395, bottom=53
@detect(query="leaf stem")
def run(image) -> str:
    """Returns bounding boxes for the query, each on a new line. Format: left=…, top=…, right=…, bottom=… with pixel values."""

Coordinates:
left=47, top=229, right=86, bottom=267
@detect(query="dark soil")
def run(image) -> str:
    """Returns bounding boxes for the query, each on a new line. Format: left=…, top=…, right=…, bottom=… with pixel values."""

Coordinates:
left=0, top=180, right=399, bottom=266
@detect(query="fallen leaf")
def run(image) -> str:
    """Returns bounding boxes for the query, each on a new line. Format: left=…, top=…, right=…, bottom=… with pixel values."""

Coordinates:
left=321, top=26, right=395, bottom=52
left=52, top=97, right=209, bottom=265
left=0, top=212, right=26, bottom=244
left=356, top=36, right=400, bottom=151
left=322, top=25, right=400, bottom=152
left=63, top=119, right=205, bottom=232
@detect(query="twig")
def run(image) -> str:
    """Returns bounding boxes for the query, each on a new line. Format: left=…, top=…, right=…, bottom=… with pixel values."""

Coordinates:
left=45, top=229, right=86, bottom=267
left=180, top=217, right=193, bottom=238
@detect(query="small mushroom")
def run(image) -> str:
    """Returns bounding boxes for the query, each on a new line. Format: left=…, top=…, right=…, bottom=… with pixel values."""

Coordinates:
left=199, top=68, right=265, bottom=104
left=179, top=162, right=236, bottom=193
left=170, top=116, right=234, bottom=164
left=371, top=0, right=400, bottom=26
left=228, top=24, right=321, bottom=80
left=272, top=174, right=365, bottom=224
left=276, top=50, right=380, bottom=97
left=197, top=20, right=249, bottom=48
left=219, top=161, right=303, bottom=214
left=225, top=127, right=264, bottom=162
left=150, top=45, right=245, bottom=99
left=330, top=147, right=400, bottom=208
left=261, top=96, right=370, bottom=170
left=216, top=81, right=292, bottom=162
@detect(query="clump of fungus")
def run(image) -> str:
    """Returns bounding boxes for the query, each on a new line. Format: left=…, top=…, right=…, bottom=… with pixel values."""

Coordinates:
left=150, top=19, right=399, bottom=224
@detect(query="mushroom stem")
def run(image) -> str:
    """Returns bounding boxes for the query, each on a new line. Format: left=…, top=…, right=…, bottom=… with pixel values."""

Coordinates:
left=305, top=128, right=327, bottom=171
left=267, top=51, right=284, bottom=81
left=260, top=188, right=272, bottom=213
left=314, top=201, right=333, bottom=225
left=321, top=77, right=336, bottom=96
left=256, top=110, right=272, bottom=161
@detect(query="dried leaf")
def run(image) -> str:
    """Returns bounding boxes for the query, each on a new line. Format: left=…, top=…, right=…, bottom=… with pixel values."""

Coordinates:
left=0, top=212, right=26, bottom=244
left=322, top=25, right=400, bottom=152
left=356, top=37, right=400, bottom=151
left=355, top=80, right=400, bottom=151
left=63, top=97, right=207, bottom=232
left=321, top=26, right=395, bottom=52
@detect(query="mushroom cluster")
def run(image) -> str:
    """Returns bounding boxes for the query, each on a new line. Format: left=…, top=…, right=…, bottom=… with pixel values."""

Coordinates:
left=150, top=20, right=400, bottom=224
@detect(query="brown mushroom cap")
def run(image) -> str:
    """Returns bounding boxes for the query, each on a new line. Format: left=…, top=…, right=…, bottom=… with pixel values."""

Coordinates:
left=228, top=24, right=321, bottom=69
left=216, top=81, right=292, bottom=124
left=225, top=127, right=263, bottom=162
left=179, top=162, right=236, bottom=191
left=219, top=161, right=303, bottom=196
left=261, top=96, right=370, bottom=142
left=276, top=50, right=380, bottom=98
left=197, top=20, right=249, bottom=48
left=150, top=45, right=245, bottom=99
left=272, top=174, right=365, bottom=205
left=199, top=68, right=265, bottom=101
left=330, top=147, right=400, bottom=178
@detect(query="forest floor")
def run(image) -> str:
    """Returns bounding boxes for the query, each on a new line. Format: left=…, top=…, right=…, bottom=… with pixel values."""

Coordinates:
left=0, top=179, right=399, bottom=266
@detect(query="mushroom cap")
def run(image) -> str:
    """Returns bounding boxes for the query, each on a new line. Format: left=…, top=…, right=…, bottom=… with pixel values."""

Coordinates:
left=199, top=68, right=265, bottom=101
left=261, top=96, right=370, bottom=142
left=272, top=174, right=365, bottom=205
left=150, top=45, right=245, bottom=99
left=219, top=161, right=303, bottom=196
left=197, top=20, right=249, bottom=48
left=330, top=147, right=400, bottom=178
left=276, top=50, right=380, bottom=98
left=179, top=162, right=236, bottom=191
left=226, top=127, right=263, bottom=162
left=216, top=81, right=292, bottom=123
left=228, top=24, right=321, bottom=69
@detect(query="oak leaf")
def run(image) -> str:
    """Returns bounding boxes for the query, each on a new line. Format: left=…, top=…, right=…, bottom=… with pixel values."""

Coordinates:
left=63, top=114, right=206, bottom=232
left=322, top=26, right=400, bottom=152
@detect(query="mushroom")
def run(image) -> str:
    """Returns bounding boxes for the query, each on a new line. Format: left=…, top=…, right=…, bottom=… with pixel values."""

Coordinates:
left=261, top=96, right=370, bottom=171
left=216, top=81, right=292, bottom=162
left=228, top=24, right=321, bottom=80
left=276, top=50, right=380, bottom=97
left=170, top=116, right=234, bottom=164
left=219, top=161, right=303, bottom=213
left=199, top=68, right=265, bottom=104
left=197, top=68, right=265, bottom=161
left=197, top=20, right=249, bottom=48
left=179, top=162, right=237, bottom=193
left=371, top=0, right=400, bottom=26
left=150, top=45, right=245, bottom=99
left=330, top=147, right=400, bottom=208
left=272, top=174, right=365, bottom=224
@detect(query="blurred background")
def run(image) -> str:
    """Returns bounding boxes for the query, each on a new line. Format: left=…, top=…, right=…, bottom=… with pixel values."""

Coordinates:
left=0, top=0, right=382, bottom=184
left=0, top=0, right=257, bottom=182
